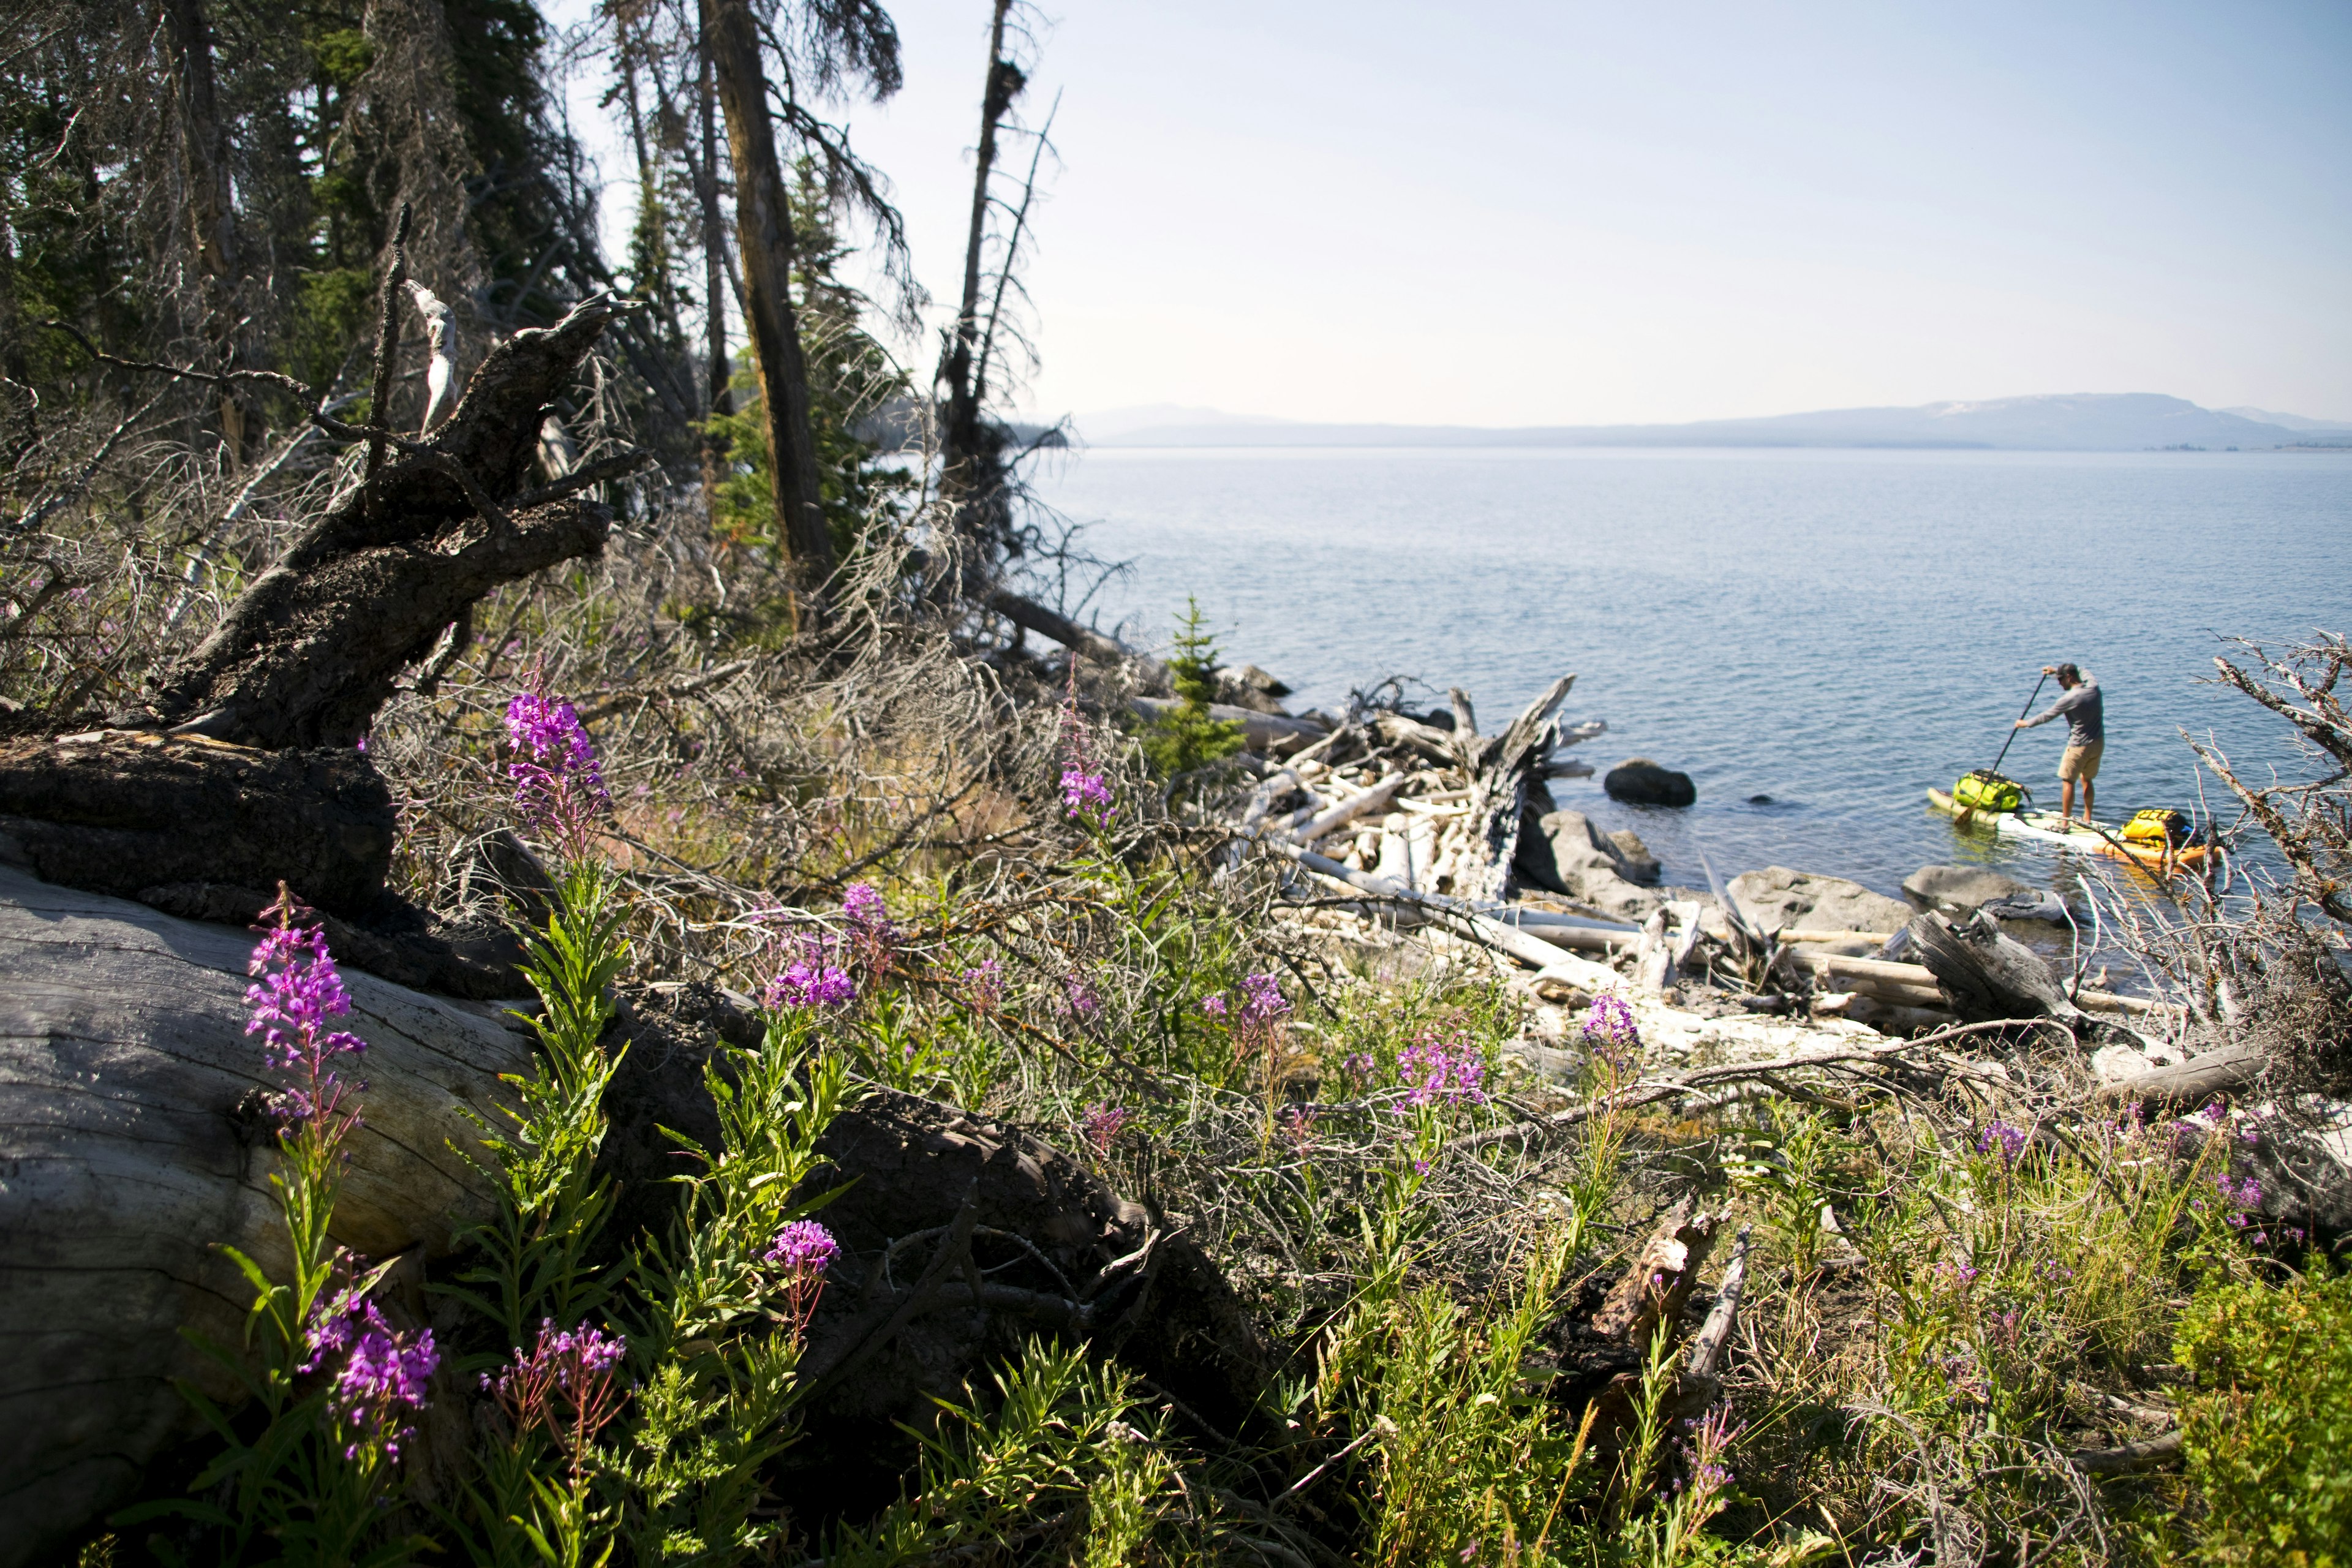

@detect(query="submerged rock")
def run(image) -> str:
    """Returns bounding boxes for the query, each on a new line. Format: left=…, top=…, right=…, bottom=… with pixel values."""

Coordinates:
left=1604, top=758, right=1695, bottom=807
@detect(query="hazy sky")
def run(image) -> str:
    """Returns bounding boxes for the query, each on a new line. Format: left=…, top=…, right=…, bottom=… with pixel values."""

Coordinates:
left=558, top=1, right=2352, bottom=426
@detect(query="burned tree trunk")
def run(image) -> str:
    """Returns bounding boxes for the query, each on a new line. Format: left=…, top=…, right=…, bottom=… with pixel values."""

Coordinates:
left=123, top=296, right=628, bottom=748
left=936, top=0, right=1023, bottom=560
left=0, top=731, right=391, bottom=915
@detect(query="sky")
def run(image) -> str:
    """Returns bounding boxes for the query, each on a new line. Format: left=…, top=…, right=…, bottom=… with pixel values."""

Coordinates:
left=551, top=1, right=2352, bottom=427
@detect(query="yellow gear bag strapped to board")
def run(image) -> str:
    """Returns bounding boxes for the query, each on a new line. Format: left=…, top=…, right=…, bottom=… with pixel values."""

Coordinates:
left=1953, top=770, right=2027, bottom=813
left=2120, top=808, right=2192, bottom=846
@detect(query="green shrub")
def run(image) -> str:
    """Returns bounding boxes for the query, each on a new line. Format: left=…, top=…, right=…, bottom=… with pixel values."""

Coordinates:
left=2177, top=1264, right=2352, bottom=1566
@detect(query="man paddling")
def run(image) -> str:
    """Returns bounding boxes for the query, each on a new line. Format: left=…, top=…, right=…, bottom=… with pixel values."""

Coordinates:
left=2013, top=663, right=2103, bottom=824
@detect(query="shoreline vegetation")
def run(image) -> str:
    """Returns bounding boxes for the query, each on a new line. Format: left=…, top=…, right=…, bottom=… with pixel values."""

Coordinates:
left=1, top=3, right=2349, bottom=1566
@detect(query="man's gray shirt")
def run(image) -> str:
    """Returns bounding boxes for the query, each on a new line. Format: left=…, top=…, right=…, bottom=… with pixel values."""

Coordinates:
left=2023, top=677, right=2103, bottom=747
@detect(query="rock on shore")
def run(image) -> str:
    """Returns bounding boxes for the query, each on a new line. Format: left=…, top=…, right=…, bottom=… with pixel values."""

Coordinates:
left=1903, top=863, right=2032, bottom=911
left=1726, top=867, right=1912, bottom=935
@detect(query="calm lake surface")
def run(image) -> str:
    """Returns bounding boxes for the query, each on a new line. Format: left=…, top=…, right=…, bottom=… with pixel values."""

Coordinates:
left=1033, top=446, right=2352, bottom=903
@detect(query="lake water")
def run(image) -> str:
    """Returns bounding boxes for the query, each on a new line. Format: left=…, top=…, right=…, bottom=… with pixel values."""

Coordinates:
left=1033, top=446, right=2352, bottom=905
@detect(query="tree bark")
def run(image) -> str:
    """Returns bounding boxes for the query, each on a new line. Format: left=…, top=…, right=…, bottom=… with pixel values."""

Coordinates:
left=704, top=0, right=832, bottom=615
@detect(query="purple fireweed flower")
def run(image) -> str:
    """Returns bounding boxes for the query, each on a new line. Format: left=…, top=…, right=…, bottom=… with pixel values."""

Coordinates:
left=1238, top=972, right=1290, bottom=1025
left=487, top=1319, right=630, bottom=1482
left=1061, top=973, right=1101, bottom=1022
left=504, top=688, right=609, bottom=854
left=2217, top=1172, right=2263, bottom=1210
left=841, top=883, right=889, bottom=930
left=764, top=932, right=858, bottom=1010
left=1977, top=1123, right=2029, bottom=1162
left=247, top=889, right=368, bottom=1144
left=1082, top=1102, right=1132, bottom=1158
left=304, top=1281, right=436, bottom=1460
left=960, top=959, right=1004, bottom=1008
left=1061, top=767, right=1115, bottom=826
left=1200, top=994, right=1229, bottom=1019
left=1396, top=1028, right=1488, bottom=1107
left=765, top=1219, right=840, bottom=1276
left=766, top=1221, right=839, bottom=1342
left=1582, top=993, right=1640, bottom=1072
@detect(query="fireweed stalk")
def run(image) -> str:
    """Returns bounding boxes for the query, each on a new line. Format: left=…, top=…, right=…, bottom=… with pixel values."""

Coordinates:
left=124, top=886, right=438, bottom=1557
left=453, top=692, right=630, bottom=1347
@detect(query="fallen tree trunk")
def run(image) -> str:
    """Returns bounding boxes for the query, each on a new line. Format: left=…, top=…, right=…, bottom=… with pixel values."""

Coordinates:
left=0, top=731, right=393, bottom=916
left=0, top=865, right=532, bottom=1568
left=986, top=589, right=1172, bottom=692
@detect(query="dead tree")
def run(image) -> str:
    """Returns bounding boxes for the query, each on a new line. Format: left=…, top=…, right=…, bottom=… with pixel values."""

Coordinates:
left=124, top=296, right=630, bottom=748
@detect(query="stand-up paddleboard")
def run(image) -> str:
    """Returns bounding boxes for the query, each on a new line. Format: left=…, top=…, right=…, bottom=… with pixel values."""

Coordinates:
left=1927, top=788, right=2211, bottom=871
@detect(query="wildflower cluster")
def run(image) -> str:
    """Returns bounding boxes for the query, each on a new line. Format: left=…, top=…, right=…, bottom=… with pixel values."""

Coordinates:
left=1205, top=971, right=1291, bottom=1066
left=304, top=1285, right=439, bottom=1460
left=766, top=1219, right=840, bottom=1341
left=1057, top=664, right=1117, bottom=828
left=486, top=1319, right=631, bottom=1484
left=762, top=927, right=858, bottom=1011
left=1582, top=992, right=1640, bottom=1074
left=1396, top=1028, right=1489, bottom=1107
left=1082, top=1103, right=1132, bottom=1158
left=1975, top=1121, right=2029, bottom=1162
left=246, top=889, right=369, bottom=1137
left=505, top=688, right=610, bottom=857
left=960, top=958, right=1005, bottom=1009
left=1060, top=973, right=1102, bottom=1023
left=840, top=881, right=900, bottom=973
left=1061, top=767, right=1115, bottom=826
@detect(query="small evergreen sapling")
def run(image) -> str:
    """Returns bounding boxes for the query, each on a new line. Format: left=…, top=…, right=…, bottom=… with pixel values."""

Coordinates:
left=1142, top=598, right=1244, bottom=788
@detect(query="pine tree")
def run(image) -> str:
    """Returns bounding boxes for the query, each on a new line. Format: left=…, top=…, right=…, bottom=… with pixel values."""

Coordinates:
left=1142, top=598, right=1244, bottom=789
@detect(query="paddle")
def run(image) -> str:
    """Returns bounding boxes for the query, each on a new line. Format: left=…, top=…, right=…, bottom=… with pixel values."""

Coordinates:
left=1954, top=672, right=2047, bottom=829
left=1987, top=671, right=2048, bottom=777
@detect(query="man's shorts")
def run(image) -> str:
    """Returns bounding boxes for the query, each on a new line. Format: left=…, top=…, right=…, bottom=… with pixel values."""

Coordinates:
left=2059, top=741, right=2103, bottom=782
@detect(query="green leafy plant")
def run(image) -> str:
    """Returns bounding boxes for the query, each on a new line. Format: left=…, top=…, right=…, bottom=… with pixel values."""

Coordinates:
left=2176, top=1263, right=2352, bottom=1567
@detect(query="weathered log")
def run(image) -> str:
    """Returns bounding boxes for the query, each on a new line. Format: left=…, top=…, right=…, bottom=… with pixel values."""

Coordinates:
left=2088, top=1042, right=2265, bottom=1109
left=986, top=589, right=1172, bottom=692
left=0, top=730, right=393, bottom=916
left=1129, top=695, right=1327, bottom=755
left=124, top=296, right=627, bottom=748
left=1903, top=908, right=2084, bottom=1025
left=0, top=865, right=530, bottom=1568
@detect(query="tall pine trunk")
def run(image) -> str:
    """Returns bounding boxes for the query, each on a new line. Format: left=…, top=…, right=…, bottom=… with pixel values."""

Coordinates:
left=704, top=0, right=832, bottom=620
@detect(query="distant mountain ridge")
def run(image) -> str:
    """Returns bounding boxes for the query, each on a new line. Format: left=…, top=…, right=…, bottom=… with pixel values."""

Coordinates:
left=1077, top=393, right=2352, bottom=452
